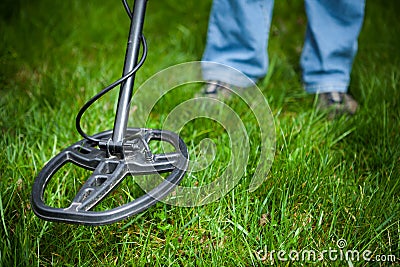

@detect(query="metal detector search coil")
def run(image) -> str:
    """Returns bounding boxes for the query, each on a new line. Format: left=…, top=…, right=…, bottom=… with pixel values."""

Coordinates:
left=31, top=0, right=189, bottom=225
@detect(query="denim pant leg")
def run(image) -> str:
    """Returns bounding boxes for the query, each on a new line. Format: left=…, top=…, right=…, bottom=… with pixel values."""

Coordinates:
left=202, top=0, right=274, bottom=87
left=301, top=0, right=366, bottom=94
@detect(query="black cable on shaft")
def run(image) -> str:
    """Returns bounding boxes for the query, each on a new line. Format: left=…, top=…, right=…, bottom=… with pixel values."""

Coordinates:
left=75, top=0, right=146, bottom=143
left=122, top=0, right=133, bottom=19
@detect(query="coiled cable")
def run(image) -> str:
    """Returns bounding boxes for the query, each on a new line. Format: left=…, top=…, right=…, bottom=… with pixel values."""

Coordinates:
left=75, top=0, right=147, bottom=143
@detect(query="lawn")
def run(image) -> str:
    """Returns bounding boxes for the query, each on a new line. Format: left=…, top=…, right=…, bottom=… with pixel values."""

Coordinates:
left=1, top=0, right=399, bottom=266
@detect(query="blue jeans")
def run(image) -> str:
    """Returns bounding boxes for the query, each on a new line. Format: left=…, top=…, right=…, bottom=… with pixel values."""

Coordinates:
left=202, top=0, right=365, bottom=93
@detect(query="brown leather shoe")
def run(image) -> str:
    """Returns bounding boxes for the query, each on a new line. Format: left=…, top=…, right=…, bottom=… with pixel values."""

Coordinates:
left=198, top=80, right=237, bottom=100
left=317, top=92, right=358, bottom=119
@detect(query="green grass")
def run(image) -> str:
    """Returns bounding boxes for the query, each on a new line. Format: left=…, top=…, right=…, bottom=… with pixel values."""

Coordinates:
left=1, top=0, right=399, bottom=266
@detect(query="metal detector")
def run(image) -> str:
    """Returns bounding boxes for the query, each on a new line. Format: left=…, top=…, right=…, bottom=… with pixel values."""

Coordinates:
left=31, top=0, right=189, bottom=225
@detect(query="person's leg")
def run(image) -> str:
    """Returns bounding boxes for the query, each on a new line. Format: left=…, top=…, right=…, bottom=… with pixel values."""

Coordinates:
left=301, top=0, right=365, bottom=94
left=202, top=0, right=274, bottom=87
